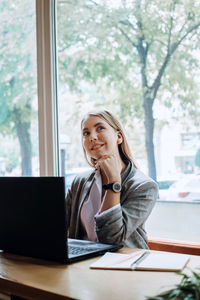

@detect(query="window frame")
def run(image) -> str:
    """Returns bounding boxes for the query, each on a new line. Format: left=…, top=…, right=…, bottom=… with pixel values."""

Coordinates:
left=36, top=0, right=60, bottom=176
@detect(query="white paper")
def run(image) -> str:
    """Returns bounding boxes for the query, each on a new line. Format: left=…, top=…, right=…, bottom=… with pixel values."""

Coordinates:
left=90, top=250, right=190, bottom=271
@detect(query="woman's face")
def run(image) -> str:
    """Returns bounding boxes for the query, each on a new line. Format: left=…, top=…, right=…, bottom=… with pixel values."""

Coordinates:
left=82, top=115, right=123, bottom=160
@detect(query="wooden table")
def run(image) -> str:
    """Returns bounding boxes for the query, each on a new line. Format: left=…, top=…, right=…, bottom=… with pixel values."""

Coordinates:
left=0, top=248, right=200, bottom=300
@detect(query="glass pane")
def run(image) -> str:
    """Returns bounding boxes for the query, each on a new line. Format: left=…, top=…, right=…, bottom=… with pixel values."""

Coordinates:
left=0, top=0, right=39, bottom=176
left=56, top=0, right=200, bottom=242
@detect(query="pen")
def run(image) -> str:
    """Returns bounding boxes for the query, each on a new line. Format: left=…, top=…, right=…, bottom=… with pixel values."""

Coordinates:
left=131, top=251, right=150, bottom=270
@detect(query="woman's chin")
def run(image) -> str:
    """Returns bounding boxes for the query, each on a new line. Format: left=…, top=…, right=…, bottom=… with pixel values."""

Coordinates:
left=91, top=149, right=110, bottom=160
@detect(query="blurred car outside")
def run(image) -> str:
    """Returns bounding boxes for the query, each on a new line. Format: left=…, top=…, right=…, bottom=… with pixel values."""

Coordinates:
left=157, top=178, right=177, bottom=201
left=166, top=174, right=200, bottom=202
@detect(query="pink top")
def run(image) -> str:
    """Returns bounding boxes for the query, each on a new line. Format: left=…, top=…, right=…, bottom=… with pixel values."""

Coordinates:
left=80, top=170, right=120, bottom=241
left=80, top=170, right=102, bottom=241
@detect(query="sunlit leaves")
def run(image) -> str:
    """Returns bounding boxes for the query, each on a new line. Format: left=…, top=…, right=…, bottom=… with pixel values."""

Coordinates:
left=58, top=0, right=200, bottom=125
left=0, top=0, right=36, bottom=130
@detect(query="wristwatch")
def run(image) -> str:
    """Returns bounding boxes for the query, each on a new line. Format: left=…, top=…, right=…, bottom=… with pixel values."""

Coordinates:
left=103, top=182, right=122, bottom=193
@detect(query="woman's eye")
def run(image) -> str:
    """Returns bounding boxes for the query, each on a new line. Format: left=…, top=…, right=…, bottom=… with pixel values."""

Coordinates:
left=97, top=126, right=105, bottom=131
left=83, top=131, right=89, bottom=136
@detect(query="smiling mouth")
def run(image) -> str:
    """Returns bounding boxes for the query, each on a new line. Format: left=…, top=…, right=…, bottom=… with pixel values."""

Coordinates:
left=91, top=144, right=104, bottom=151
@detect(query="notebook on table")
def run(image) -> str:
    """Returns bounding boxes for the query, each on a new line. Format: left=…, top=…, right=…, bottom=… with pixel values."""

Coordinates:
left=90, top=250, right=190, bottom=271
left=0, top=177, right=122, bottom=263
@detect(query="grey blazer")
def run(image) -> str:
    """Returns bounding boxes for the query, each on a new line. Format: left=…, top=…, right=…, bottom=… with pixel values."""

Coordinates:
left=66, top=161, right=158, bottom=249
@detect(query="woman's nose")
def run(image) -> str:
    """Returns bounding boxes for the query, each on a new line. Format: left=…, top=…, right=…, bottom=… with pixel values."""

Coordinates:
left=90, top=131, right=97, bottom=141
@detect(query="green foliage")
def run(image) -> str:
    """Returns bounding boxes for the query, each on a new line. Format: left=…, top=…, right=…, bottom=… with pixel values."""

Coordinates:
left=0, top=0, right=37, bottom=135
left=57, top=0, right=200, bottom=123
left=57, top=0, right=200, bottom=178
left=148, top=270, right=200, bottom=300
left=0, top=99, right=9, bottom=126
left=0, top=0, right=38, bottom=175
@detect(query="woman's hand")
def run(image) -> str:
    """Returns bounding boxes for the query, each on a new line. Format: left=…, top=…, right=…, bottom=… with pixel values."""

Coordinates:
left=95, top=154, right=122, bottom=184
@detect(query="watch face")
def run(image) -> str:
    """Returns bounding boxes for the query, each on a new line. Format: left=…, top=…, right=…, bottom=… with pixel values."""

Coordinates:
left=113, top=182, right=121, bottom=192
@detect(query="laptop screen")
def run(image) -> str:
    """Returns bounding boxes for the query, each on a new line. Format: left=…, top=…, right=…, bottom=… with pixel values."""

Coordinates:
left=0, top=177, right=68, bottom=262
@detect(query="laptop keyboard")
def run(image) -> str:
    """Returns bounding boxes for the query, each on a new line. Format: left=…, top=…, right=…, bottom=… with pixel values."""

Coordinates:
left=68, top=246, right=100, bottom=255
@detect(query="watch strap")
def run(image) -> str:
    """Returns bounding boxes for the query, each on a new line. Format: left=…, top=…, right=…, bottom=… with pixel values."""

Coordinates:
left=103, top=183, right=113, bottom=190
left=103, top=182, right=121, bottom=192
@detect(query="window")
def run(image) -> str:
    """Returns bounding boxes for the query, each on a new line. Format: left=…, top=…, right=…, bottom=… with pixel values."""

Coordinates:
left=56, top=0, right=200, bottom=243
left=2, top=1, right=199, bottom=243
left=0, top=0, right=39, bottom=176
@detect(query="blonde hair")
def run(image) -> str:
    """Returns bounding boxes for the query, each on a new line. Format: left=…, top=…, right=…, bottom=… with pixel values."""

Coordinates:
left=81, top=109, right=137, bottom=168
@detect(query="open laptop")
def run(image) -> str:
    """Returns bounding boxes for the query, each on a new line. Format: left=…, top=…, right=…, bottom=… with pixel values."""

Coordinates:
left=0, top=177, right=122, bottom=263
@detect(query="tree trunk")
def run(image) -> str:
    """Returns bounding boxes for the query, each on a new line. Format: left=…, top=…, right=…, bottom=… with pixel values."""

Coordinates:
left=13, top=105, right=32, bottom=176
left=143, top=96, right=157, bottom=181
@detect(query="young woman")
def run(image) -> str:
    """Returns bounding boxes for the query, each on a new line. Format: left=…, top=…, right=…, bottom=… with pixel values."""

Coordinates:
left=66, top=110, right=158, bottom=249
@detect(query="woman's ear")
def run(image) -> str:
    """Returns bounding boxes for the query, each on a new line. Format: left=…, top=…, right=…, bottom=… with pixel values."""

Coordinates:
left=117, top=131, right=123, bottom=145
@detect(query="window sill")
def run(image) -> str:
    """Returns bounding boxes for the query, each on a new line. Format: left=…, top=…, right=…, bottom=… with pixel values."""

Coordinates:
left=148, top=238, right=200, bottom=255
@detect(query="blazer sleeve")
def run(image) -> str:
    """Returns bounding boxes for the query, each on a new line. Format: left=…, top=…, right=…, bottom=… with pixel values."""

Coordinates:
left=94, top=180, right=158, bottom=245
